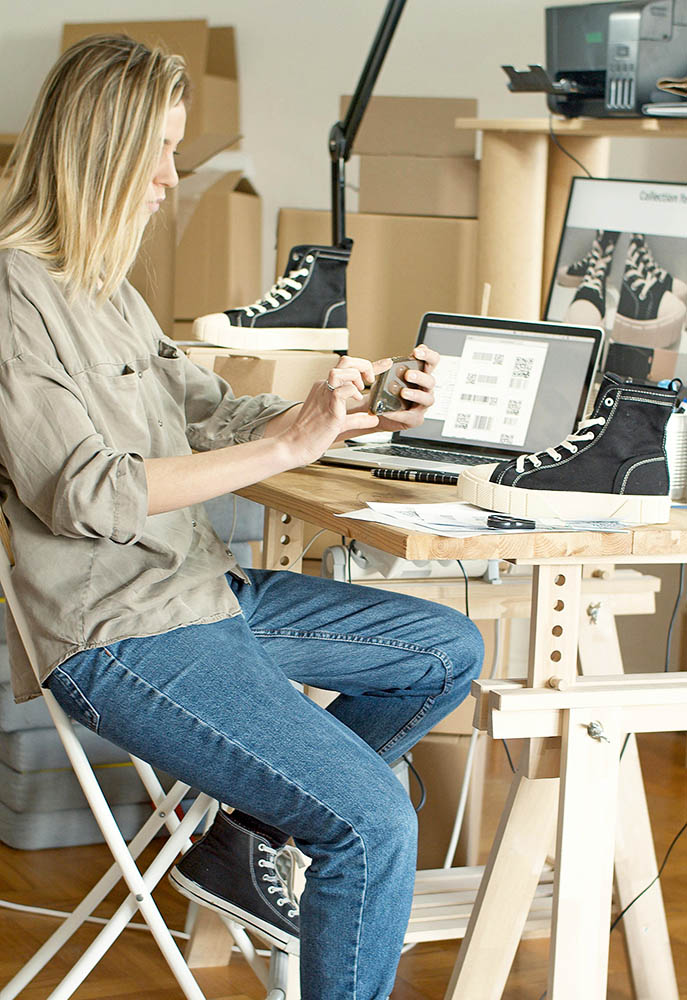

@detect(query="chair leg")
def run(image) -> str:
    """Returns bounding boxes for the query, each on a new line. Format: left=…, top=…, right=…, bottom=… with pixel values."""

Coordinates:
left=46, top=793, right=212, bottom=1000
left=266, top=946, right=300, bottom=1000
left=1, top=692, right=215, bottom=1000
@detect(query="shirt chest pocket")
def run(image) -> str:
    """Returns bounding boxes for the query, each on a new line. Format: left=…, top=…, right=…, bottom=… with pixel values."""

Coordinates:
left=77, top=363, right=154, bottom=456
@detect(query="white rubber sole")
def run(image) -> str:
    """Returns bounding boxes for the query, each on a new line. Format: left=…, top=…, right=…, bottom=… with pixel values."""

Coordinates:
left=192, top=313, right=349, bottom=352
left=457, top=467, right=671, bottom=524
left=169, top=868, right=300, bottom=955
left=611, top=294, right=686, bottom=350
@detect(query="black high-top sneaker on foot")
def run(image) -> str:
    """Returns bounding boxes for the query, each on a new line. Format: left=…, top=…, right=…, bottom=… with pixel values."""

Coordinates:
left=556, top=230, right=618, bottom=291
left=193, top=240, right=353, bottom=352
left=169, top=811, right=300, bottom=954
left=612, top=235, right=686, bottom=349
left=565, top=230, right=619, bottom=318
left=456, top=373, right=680, bottom=524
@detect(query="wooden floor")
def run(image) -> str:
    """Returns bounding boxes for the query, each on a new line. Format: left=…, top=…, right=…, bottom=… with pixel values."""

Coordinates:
left=0, top=732, right=685, bottom=999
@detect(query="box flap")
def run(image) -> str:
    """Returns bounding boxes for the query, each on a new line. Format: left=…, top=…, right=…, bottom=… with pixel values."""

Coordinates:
left=207, top=26, right=237, bottom=81
left=176, top=134, right=241, bottom=174
left=176, top=157, right=257, bottom=244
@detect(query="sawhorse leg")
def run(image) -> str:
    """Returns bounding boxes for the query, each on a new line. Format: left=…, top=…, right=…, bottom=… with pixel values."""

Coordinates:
left=444, top=561, right=681, bottom=1000
left=578, top=601, right=679, bottom=1000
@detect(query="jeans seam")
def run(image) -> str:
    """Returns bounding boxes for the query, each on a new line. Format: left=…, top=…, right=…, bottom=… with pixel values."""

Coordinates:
left=251, top=630, right=454, bottom=761
left=50, top=665, right=101, bottom=731
left=100, top=645, right=368, bottom=998
left=252, top=629, right=454, bottom=694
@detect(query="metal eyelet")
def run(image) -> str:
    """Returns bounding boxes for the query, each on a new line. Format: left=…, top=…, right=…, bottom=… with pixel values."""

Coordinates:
left=603, top=397, right=613, bottom=407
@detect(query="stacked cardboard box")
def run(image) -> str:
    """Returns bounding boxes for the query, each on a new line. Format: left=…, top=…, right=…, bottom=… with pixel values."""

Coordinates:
left=340, top=95, right=479, bottom=218
left=277, top=208, right=477, bottom=361
left=61, top=20, right=261, bottom=336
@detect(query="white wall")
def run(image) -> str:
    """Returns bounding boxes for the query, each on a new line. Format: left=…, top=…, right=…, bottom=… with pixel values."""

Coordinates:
left=1, top=0, right=687, bottom=289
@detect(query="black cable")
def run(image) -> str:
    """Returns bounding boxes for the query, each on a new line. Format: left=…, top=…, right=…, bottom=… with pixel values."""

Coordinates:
left=664, top=562, right=685, bottom=671
left=402, top=753, right=426, bottom=812
left=502, top=739, right=516, bottom=773
left=456, top=558, right=470, bottom=619
left=619, top=732, right=631, bottom=761
left=610, top=818, right=687, bottom=933
left=548, top=114, right=593, bottom=178
left=536, top=815, right=687, bottom=999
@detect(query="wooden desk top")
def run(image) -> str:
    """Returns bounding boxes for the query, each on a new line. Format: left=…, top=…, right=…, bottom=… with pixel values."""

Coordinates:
left=454, top=116, right=687, bottom=138
left=237, top=464, right=687, bottom=564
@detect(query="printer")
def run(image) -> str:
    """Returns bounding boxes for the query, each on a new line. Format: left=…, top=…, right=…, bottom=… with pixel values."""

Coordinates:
left=503, top=0, right=687, bottom=117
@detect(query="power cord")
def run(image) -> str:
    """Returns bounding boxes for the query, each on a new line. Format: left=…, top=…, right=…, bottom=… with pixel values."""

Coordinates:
left=664, top=562, right=685, bottom=671
left=403, top=752, right=426, bottom=813
left=456, top=559, right=470, bottom=618
left=283, top=528, right=328, bottom=570
left=534, top=814, right=687, bottom=1000
left=548, top=113, right=594, bottom=178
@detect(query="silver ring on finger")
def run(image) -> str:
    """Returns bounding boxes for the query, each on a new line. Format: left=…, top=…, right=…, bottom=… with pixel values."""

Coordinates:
left=325, top=380, right=336, bottom=391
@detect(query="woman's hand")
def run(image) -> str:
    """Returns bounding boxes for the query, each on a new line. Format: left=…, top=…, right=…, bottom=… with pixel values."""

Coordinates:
left=346, top=345, right=440, bottom=432
left=275, top=358, right=381, bottom=467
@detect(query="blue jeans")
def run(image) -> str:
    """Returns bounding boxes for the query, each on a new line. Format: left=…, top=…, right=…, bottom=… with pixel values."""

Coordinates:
left=46, top=569, right=483, bottom=1000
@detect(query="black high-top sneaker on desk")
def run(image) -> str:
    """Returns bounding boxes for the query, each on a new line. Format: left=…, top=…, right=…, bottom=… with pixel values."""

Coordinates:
left=193, top=239, right=353, bottom=352
left=612, top=234, right=686, bottom=349
left=456, top=373, right=680, bottom=524
left=169, top=810, right=300, bottom=955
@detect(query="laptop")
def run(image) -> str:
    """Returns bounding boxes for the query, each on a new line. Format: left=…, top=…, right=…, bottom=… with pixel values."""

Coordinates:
left=319, top=312, right=603, bottom=475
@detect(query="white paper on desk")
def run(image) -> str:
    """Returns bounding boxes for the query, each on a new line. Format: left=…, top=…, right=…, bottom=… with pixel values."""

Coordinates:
left=337, top=501, right=631, bottom=536
left=339, top=508, right=474, bottom=535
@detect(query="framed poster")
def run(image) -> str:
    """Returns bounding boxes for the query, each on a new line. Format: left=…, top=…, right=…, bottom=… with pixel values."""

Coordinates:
left=545, top=177, right=687, bottom=384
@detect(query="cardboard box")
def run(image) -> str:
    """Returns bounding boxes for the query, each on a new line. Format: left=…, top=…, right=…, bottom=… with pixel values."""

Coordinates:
left=413, top=732, right=487, bottom=868
left=130, top=147, right=261, bottom=336
left=174, top=165, right=261, bottom=320
left=184, top=345, right=337, bottom=399
left=277, top=209, right=477, bottom=360
left=62, top=20, right=240, bottom=155
left=339, top=96, right=477, bottom=157
left=358, top=153, right=479, bottom=218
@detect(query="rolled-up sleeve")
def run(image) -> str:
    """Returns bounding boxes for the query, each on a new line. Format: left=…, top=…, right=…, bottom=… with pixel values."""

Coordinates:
left=0, top=355, right=149, bottom=544
left=181, top=351, right=297, bottom=451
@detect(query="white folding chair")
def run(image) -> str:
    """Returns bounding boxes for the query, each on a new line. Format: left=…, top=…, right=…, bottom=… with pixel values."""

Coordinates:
left=0, top=510, right=296, bottom=1000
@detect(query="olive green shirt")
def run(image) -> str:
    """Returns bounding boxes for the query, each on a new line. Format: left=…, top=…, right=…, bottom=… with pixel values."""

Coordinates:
left=0, top=250, right=295, bottom=702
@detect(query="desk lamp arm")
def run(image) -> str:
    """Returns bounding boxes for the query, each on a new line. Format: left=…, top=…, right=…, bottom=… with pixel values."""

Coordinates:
left=329, top=0, right=407, bottom=245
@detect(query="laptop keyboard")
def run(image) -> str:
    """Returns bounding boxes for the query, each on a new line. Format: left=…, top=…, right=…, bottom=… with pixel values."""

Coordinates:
left=353, top=443, right=492, bottom=466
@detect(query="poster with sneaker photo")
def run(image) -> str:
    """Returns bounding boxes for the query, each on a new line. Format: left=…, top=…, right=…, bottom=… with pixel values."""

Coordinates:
left=545, top=178, right=687, bottom=385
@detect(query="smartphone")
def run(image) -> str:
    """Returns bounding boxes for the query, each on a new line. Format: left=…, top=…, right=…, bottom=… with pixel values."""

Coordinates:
left=368, top=357, right=424, bottom=414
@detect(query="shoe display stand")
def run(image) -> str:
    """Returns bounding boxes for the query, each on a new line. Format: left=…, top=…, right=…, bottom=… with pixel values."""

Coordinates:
left=456, top=116, right=687, bottom=321
left=178, top=465, right=687, bottom=1000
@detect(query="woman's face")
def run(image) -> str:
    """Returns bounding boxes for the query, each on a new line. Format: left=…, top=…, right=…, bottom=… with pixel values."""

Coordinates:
left=143, top=101, right=186, bottom=218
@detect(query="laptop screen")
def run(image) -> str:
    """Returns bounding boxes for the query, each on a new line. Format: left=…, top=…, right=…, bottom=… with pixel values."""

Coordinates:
left=396, top=313, right=603, bottom=459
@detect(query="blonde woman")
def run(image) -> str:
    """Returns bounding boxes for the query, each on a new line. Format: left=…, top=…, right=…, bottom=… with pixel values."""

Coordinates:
left=0, top=36, right=483, bottom=1000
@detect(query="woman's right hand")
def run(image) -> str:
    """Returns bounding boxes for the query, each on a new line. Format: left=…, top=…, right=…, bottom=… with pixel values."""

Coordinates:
left=277, top=359, right=381, bottom=468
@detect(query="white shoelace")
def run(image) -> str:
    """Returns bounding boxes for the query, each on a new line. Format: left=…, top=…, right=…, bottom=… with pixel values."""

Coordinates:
left=580, top=240, right=615, bottom=294
left=635, top=240, right=669, bottom=285
left=257, top=842, right=300, bottom=919
left=624, top=244, right=661, bottom=301
left=239, top=260, right=313, bottom=317
left=514, top=416, right=606, bottom=473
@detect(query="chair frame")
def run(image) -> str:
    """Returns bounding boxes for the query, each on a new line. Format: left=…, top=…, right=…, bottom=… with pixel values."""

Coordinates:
left=0, top=510, right=293, bottom=1000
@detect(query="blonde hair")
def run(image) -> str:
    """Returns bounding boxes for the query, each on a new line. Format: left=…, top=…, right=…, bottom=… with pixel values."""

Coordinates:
left=0, top=34, right=189, bottom=302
